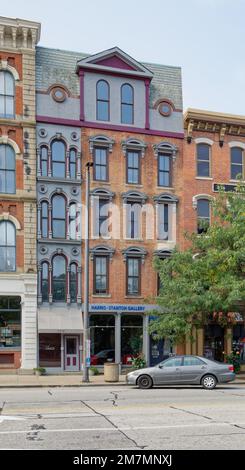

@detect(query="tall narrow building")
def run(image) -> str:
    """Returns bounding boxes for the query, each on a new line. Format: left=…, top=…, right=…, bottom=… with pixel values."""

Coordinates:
left=0, top=17, right=40, bottom=370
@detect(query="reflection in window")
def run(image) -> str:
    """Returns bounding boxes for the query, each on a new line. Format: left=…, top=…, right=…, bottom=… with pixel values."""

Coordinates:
left=158, top=154, right=171, bottom=187
left=41, top=262, right=49, bottom=301
left=121, top=84, right=133, bottom=124
left=197, top=199, right=210, bottom=234
left=39, top=333, right=61, bottom=367
left=94, top=256, right=108, bottom=294
left=0, top=71, right=15, bottom=118
left=52, top=255, right=66, bottom=302
left=94, top=147, right=107, bottom=181
left=90, top=314, right=115, bottom=365
left=0, top=144, right=15, bottom=194
left=127, top=258, right=140, bottom=295
left=52, top=194, right=66, bottom=239
left=0, top=221, right=16, bottom=272
left=157, top=204, right=169, bottom=240
left=231, top=147, right=243, bottom=180
left=70, top=263, right=77, bottom=302
left=197, top=144, right=210, bottom=177
left=127, top=151, right=139, bottom=184
left=51, top=140, right=66, bottom=178
left=96, top=80, right=109, bottom=121
left=0, top=296, right=21, bottom=349
left=69, top=148, right=77, bottom=179
left=121, top=315, right=143, bottom=365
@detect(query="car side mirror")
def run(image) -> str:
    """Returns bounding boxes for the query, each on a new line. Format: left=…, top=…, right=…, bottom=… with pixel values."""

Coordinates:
left=158, top=364, right=163, bottom=369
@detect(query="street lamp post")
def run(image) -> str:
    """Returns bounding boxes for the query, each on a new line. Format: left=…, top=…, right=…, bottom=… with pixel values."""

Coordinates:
left=83, top=161, right=93, bottom=383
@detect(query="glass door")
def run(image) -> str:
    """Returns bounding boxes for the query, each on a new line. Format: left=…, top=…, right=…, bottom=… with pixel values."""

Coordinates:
left=65, top=336, right=79, bottom=371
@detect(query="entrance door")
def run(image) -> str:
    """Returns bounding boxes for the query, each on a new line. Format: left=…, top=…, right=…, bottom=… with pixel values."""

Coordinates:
left=65, top=336, right=79, bottom=371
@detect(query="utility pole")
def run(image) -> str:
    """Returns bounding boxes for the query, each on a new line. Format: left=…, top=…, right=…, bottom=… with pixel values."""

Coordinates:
left=83, top=161, right=93, bottom=382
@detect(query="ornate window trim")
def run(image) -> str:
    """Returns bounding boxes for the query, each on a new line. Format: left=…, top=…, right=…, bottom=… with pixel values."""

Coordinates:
left=153, top=249, right=173, bottom=259
left=0, top=213, right=21, bottom=230
left=90, top=245, right=115, bottom=261
left=122, top=246, right=147, bottom=264
left=228, top=141, right=245, bottom=150
left=0, top=136, right=20, bottom=155
left=0, top=60, right=19, bottom=81
left=89, top=135, right=114, bottom=154
left=195, top=137, right=214, bottom=146
left=121, top=138, right=147, bottom=158
left=122, top=190, right=148, bottom=204
left=192, top=194, right=214, bottom=209
left=153, top=193, right=179, bottom=204
left=91, top=187, right=115, bottom=202
left=153, top=141, right=178, bottom=162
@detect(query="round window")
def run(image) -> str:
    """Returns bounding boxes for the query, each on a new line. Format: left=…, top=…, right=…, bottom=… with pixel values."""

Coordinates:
left=158, top=101, right=172, bottom=117
left=51, top=87, right=67, bottom=103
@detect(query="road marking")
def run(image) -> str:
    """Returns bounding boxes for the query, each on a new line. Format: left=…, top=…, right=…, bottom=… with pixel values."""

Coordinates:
left=0, top=421, right=245, bottom=435
left=0, top=416, right=26, bottom=424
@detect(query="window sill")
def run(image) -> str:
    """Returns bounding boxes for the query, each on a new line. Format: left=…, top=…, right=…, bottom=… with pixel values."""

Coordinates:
left=229, top=180, right=243, bottom=183
left=92, top=294, right=111, bottom=298
left=195, top=177, right=213, bottom=180
left=125, top=295, right=143, bottom=299
left=91, top=180, right=111, bottom=185
left=125, top=238, right=144, bottom=241
left=125, top=183, right=143, bottom=188
left=156, top=186, right=175, bottom=190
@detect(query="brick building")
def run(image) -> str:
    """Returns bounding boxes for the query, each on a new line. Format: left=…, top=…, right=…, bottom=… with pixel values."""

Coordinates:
left=0, top=16, right=40, bottom=370
left=36, top=45, right=184, bottom=371
left=183, top=109, right=245, bottom=367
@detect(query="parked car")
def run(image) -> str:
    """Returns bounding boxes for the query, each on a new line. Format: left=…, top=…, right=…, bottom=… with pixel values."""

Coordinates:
left=91, top=349, right=115, bottom=365
left=126, top=355, right=236, bottom=389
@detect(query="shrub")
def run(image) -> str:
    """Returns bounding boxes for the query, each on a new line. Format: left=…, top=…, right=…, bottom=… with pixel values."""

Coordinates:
left=131, top=354, right=146, bottom=369
left=224, top=351, right=241, bottom=373
left=89, top=366, right=100, bottom=375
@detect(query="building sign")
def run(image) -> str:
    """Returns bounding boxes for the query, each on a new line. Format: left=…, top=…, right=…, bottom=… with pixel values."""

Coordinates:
left=86, top=304, right=158, bottom=313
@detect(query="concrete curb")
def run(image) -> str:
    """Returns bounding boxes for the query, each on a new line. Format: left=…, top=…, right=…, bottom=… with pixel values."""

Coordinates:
left=0, top=381, right=244, bottom=389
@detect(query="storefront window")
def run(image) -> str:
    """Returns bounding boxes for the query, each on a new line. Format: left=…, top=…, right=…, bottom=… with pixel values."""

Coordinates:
left=204, top=324, right=224, bottom=362
left=233, top=324, right=245, bottom=364
left=90, top=314, right=115, bottom=365
left=0, top=296, right=21, bottom=349
left=121, top=315, right=143, bottom=365
left=39, top=334, right=61, bottom=367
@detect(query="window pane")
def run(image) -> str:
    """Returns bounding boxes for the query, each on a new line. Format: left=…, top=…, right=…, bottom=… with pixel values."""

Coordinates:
left=5, top=96, right=14, bottom=117
left=53, top=220, right=66, bottom=238
left=197, top=161, right=209, bottom=177
left=6, top=171, right=15, bottom=193
left=159, top=155, right=170, bottom=171
left=95, top=148, right=107, bottom=165
left=231, top=164, right=243, bottom=180
left=163, top=357, right=182, bottom=367
left=183, top=356, right=205, bottom=366
left=197, top=144, right=210, bottom=161
left=0, top=72, right=4, bottom=93
left=197, top=200, right=210, bottom=218
left=52, top=196, right=65, bottom=218
left=231, top=148, right=243, bottom=164
left=97, top=81, right=109, bottom=100
left=122, top=104, right=133, bottom=124
left=6, top=223, right=15, bottom=245
left=52, top=141, right=66, bottom=162
left=6, top=146, right=15, bottom=169
left=52, top=162, right=66, bottom=178
left=39, top=334, right=61, bottom=367
left=5, top=72, right=14, bottom=95
left=0, top=170, right=5, bottom=192
left=159, top=172, right=170, bottom=187
left=53, top=256, right=66, bottom=302
left=0, top=95, right=4, bottom=116
left=97, top=101, right=109, bottom=121
left=122, top=84, right=133, bottom=104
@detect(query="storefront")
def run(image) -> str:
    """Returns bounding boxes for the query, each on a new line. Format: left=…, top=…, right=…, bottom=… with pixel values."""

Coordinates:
left=39, top=333, right=83, bottom=371
left=0, top=296, right=21, bottom=368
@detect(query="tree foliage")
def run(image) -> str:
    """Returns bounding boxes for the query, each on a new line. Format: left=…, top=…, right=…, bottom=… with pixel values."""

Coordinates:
left=150, top=184, right=245, bottom=344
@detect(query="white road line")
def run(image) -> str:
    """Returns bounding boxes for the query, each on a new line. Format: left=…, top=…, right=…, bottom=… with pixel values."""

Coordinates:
left=0, top=422, right=245, bottom=435
left=0, top=416, right=26, bottom=423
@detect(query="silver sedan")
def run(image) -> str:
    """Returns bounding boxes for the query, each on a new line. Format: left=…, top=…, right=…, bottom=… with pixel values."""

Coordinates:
left=126, top=355, right=236, bottom=389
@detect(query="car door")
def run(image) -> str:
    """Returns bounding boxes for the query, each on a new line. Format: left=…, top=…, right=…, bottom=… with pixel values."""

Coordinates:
left=154, top=357, right=183, bottom=385
left=181, top=356, right=208, bottom=383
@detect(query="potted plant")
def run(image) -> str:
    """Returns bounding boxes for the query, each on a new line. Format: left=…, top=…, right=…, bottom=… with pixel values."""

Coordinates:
left=33, top=367, right=46, bottom=376
left=89, top=366, right=99, bottom=376
left=131, top=354, right=146, bottom=370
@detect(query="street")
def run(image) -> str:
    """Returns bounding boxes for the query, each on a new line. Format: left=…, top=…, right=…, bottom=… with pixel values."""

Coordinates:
left=0, top=384, right=245, bottom=450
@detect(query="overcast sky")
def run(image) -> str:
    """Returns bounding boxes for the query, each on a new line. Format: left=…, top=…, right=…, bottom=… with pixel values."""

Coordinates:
left=1, top=0, right=244, bottom=114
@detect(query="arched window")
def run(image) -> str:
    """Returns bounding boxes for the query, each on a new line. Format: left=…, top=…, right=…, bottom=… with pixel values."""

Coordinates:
left=197, top=199, right=210, bottom=234
left=41, top=201, right=49, bottom=238
left=69, top=148, right=77, bottom=179
left=52, top=255, right=66, bottom=302
left=41, top=262, right=49, bottom=301
left=0, top=221, right=16, bottom=272
left=0, top=71, right=15, bottom=118
left=197, top=143, right=210, bottom=177
left=0, top=144, right=15, bottom=194
left=40, top=146, right=48, bottom=177
left=96, top=80, right=109, bottom=121
left=121, top=84, right=134, bottom=124
left=51, top=140, right=66, bottom=178
left=231, top=147, right=243, bottom=180
left=69, top=203, right=77, bottom=240
left=52, top=194, right=66, bottom=239
left=70, top=263, right=78, bottom=302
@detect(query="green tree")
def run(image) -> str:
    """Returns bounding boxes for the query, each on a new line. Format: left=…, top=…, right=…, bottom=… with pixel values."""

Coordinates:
left=150, top=184, right=245, bottom=345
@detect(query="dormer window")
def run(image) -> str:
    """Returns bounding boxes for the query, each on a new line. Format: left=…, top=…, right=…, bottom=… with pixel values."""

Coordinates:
left=96, top=80, right=110, bottom=121
left=121, top=83, right=134, bottom=124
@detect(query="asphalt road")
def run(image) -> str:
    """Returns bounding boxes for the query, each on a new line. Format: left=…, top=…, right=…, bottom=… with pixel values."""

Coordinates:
left=0, top=384, right=245, bottom=450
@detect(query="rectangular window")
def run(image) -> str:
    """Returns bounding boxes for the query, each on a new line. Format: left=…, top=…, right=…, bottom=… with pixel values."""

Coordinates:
left=94, top=256, right=108, bottom=294
left=0, top=296, right=21, bottom=349
left=127, top=258, right=140, bottom=295
left=94, top=148, right=108, bottom=181
left=231, top=147, right=243, bottom=180
left=127, top=151, right=140, bottom=184
left=158, top=154, right=171, bottom=187
left=197, top=144, right=210, bottom=177
left=39, top=334, right=61, bottom=367
left=157, top=204, right=169, bottom=240
left=98, top=199, right=109, bottom=237
left=126, top=202, right=141, bottom=239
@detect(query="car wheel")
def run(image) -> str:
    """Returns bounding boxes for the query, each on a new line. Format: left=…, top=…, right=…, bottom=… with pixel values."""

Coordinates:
left=201, top=374, right=217, bottom=390
left=137, top=375, right=153, bottom=389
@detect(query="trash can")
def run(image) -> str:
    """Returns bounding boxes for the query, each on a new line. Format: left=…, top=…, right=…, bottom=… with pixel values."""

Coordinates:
left=104, top=362, right=120, bottom=382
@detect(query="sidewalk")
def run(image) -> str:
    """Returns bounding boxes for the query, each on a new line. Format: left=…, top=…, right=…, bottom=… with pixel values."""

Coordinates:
left=0, top=373, right=127, bottom=388
left=0, top=373, right=244, bottom=388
